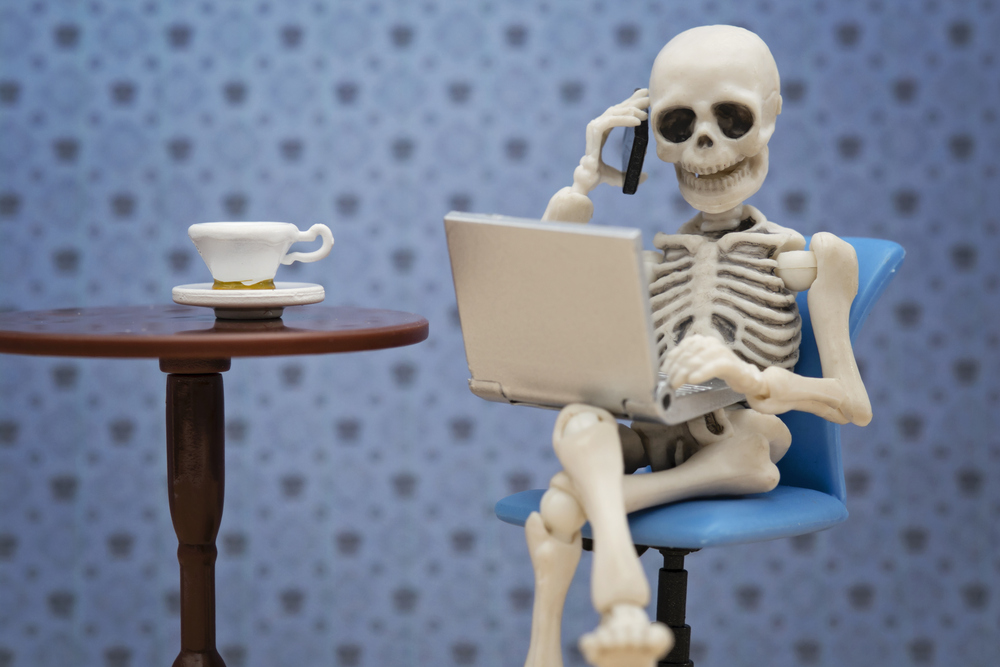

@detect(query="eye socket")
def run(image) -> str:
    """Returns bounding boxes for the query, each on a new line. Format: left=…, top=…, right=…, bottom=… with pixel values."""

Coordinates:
left=713, top=102, right=754, bottom=139
left=657, top=107, right=696, bottom=143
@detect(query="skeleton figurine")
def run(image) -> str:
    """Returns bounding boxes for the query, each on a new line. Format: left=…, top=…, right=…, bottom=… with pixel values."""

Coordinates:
left=523, top=26, right=872, bottom=667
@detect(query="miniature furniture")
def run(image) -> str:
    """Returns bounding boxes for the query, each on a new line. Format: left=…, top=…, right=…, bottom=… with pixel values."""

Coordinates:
left=0, top=304, right=428, bottom=667
left=495, top=237, right=904, bottom=666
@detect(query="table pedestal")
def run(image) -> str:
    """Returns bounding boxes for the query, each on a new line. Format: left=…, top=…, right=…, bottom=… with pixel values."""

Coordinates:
left=162, top=358, right=231, bottom=667
left=0, top=306, right=428, bottom=667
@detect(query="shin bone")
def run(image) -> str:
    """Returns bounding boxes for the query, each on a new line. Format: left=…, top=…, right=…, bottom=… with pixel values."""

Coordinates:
left=524, top=479, right=585, bottom=667
left=552, top=406, right=649, bottom=613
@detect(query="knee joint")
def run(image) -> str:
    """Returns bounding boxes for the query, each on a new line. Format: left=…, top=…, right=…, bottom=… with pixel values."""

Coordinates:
left=540, top=476, right=586, bottom=543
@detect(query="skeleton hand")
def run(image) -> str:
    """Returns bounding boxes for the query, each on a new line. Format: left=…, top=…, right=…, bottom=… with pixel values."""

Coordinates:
left=663, top=334, right=767, bottom=397
left=572, top=88, right=649, bottom=195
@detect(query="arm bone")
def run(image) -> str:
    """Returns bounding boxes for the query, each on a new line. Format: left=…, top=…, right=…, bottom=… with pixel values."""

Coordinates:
left=746, top=232, right=872, bottom=426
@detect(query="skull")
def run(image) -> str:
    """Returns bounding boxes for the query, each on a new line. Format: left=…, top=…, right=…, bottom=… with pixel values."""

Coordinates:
left=648, top=25, right=782, bottom=214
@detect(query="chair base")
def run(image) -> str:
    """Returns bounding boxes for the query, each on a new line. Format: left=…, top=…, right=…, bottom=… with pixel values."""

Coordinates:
left=653, top=548, right=697, bottom=667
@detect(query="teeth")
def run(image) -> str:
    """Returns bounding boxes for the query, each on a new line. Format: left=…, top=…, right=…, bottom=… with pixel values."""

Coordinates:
left=676, top=154, right=758, bottom=192
left=682, top=155, right=745, bottom=177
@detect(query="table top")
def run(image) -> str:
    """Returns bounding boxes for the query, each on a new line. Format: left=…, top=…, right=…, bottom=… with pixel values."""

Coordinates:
left=0, top=305, right=429, bottom=359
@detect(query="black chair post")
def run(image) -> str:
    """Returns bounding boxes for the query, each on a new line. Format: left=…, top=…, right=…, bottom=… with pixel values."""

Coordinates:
left=656, top=548, right=698, bottom=667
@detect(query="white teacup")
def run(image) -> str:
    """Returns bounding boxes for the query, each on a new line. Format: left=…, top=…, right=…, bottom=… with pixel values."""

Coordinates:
left=188, top=221, right=334, bottom=289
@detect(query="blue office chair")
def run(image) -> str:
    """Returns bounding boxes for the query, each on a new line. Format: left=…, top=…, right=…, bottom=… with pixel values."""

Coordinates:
left=495, top=237, right=905, bottom=666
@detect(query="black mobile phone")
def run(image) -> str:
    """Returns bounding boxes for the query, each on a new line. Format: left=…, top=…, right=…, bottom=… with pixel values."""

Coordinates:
left=621, top=101, right=649, bottom=195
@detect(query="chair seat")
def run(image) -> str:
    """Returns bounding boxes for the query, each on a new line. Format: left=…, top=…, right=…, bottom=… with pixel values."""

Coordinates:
left=495, top=485, right=848, bottom=550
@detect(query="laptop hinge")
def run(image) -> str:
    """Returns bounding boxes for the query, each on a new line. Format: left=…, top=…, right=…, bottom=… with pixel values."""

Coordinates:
left=468, top=378, right=510, bottom=403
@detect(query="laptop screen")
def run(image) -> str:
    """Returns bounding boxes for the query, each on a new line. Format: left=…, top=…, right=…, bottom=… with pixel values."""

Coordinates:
left=445, top=212, right=659, bottom=412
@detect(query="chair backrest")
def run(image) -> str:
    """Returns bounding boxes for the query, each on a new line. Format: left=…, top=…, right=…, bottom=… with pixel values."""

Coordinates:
left=777, top=237, right=905, bottom=502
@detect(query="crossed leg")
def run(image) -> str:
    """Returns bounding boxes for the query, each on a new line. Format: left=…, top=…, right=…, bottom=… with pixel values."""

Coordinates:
left=623, top=408, right=787, bottom=513
left=525, top=405, right=671, bottom=667
left=523, top=405, right=789, bottom=667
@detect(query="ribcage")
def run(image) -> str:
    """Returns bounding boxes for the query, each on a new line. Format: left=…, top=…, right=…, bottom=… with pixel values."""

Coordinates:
left=649, top=231, right=801, bottom=371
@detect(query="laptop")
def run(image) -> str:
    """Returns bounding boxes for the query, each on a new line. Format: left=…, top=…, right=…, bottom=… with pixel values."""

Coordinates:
left=444, top=211, right=744, bottom=425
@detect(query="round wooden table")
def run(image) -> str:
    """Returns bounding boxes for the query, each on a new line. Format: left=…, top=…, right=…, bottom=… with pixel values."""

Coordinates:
left=0, top=304, right=429, bottom=667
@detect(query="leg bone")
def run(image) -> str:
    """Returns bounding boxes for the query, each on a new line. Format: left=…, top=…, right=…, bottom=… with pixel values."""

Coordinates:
left=552, top=405, right=648, bottom=613
left=622, top=429, right=780, bottom=515
left=552, top=405, right=673, bottom=667
left=524, top=477, right=585, bottom=667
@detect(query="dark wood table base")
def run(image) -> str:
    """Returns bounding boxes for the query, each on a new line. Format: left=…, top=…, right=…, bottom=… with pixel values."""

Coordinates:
left=0, top=306, right=429, bottom=665
left=162, top=358, right=232, bottom=667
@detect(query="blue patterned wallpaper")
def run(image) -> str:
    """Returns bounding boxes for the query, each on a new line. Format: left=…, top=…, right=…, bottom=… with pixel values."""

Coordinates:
left=1, top=1, right=998, bottom=666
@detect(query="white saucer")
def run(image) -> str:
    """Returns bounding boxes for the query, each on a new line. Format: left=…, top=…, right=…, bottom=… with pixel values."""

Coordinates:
left=172, top=282, right=325, bottom=319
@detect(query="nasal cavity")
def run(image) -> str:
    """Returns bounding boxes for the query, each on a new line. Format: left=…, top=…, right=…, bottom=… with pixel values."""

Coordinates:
left=697, top=135, right=714, bottom=148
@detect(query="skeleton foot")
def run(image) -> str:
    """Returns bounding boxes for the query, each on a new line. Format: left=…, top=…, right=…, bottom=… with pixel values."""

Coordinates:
left=691, top=430, right=780, bottom=493
left=579, top=604, right=673, bottom=667
left=623, top=429, right=780, bottom=514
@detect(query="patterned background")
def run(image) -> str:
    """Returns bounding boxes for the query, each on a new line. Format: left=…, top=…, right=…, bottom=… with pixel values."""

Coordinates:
left=1, top=0, right=998, bottom=665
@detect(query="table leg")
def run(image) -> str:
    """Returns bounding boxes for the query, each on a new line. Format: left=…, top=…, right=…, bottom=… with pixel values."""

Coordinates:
left=161, top=358, right=231, bottom=667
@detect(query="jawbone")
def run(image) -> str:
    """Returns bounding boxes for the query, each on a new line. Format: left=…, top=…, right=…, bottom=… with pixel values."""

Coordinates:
left=674, top=147, right=769, bottom=214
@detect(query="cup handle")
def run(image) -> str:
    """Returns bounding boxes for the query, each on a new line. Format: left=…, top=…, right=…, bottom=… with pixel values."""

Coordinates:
left=281, top=224, right=334, bottom=265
